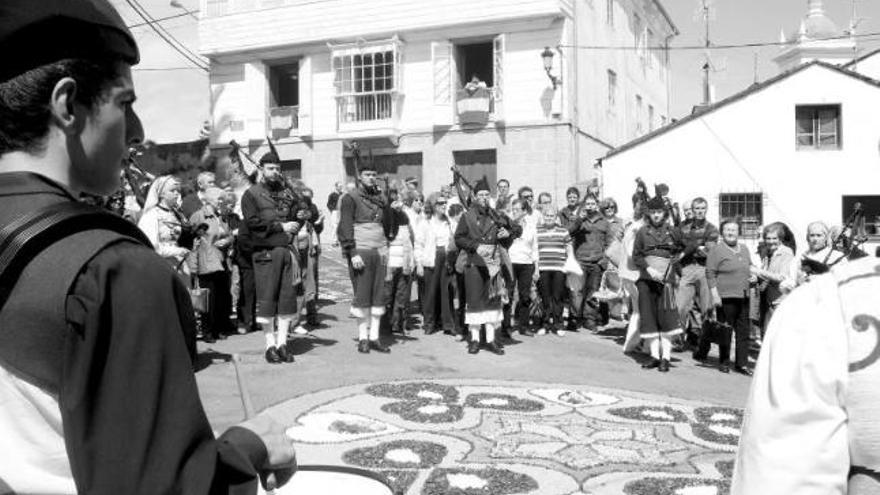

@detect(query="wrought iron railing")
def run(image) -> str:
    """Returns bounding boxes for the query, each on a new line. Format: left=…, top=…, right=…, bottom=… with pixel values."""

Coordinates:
left=336, top=92, right=395, bottom=124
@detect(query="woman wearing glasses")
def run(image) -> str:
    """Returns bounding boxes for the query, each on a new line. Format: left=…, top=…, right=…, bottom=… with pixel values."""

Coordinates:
left=416, top=194, right=456, bottom=334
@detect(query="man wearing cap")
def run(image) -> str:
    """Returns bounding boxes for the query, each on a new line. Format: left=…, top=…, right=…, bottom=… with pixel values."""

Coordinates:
left=240, top=151, right=305, bottom=364
left=454, top=178, right=521, bottom=355
left=632, top=196, right=685, bottom=372
left=0, top=1, right=296, bottom=493
left=338, top=163, right=395, bottom=353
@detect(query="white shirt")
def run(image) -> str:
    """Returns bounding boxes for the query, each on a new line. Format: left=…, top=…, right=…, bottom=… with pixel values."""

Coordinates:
left=508, top=216, right=538, bottom=264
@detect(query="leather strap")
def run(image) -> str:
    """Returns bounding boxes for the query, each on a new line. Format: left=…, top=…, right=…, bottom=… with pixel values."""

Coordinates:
left=0, top=202, right=151, bottom=313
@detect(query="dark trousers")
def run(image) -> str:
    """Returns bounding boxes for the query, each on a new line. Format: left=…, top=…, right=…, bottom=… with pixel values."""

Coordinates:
left=198, top=270, right=233, bottom=338
left=504, top=263, right=535, bottom=329
left=698, top=297, right=750, bottom=367
left=576, top=261, right=604, bottom=324
left=423, top=248, right=455, bottom=331
left=236, top=264, right=257, bottom=330
left=539, top=270, right=567, bottom=329
left=384, top=267, right=412, bottom=332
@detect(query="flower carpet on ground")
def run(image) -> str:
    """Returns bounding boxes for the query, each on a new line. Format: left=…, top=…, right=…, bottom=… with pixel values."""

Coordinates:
left=271, top=380, right=742, bottom=495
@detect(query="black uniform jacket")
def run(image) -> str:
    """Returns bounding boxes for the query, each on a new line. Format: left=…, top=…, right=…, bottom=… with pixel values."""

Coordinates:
left=0, top=172, right=267, bottom=494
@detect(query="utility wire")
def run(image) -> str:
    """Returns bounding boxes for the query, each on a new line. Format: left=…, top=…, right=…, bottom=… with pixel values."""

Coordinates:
left=129, top=0, right=205, bottom=64
left=122, top=0, right=208, bottom=71
left=134, top=66, right=205, bottom=71
left=127, top=10, right=194, bottom=28
left=558, top=30, right=880, bottom=52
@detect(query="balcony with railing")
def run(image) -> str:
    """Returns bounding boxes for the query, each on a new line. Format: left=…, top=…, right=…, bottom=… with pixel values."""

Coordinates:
left=335, top=91, right=401, bottom=138
left=268, top=105, right=299, bottom=140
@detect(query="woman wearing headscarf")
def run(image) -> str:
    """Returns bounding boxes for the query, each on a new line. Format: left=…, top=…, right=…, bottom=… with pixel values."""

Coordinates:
left=187, top=187, right=234, bottom=342
left=137, top=175, right=191, bottom=271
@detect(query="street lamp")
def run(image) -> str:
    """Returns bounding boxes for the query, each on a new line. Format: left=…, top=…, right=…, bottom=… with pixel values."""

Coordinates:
left=170, top=0, right=199, bottom=19
left=541, top=46, right=561, bottom=90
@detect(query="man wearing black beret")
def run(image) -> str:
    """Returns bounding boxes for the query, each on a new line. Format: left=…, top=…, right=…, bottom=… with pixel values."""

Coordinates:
left=0, top=1, right=296, bottom=493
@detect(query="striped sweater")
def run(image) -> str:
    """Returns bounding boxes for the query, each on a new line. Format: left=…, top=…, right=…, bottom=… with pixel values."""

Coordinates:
left=537, top=224, right=570, bottom=271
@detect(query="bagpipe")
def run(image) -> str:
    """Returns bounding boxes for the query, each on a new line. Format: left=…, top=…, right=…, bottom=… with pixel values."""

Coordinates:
left=801, top=202, right=869, bottom=275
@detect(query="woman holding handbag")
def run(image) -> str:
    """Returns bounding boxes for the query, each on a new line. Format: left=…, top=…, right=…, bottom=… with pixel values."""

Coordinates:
left=698, top=218, right=755, bottom=375
left=188, top=187, right=234, bottom=343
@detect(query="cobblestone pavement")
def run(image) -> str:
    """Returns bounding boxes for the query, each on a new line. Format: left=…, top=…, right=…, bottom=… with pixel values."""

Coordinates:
left=195, top=244, right=752, bottom=495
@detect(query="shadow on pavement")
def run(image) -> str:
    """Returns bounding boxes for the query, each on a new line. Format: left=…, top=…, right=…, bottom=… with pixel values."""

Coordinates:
left=289, top=336, right=338, bottom=356
left=194, top=349, right=233, bottom=373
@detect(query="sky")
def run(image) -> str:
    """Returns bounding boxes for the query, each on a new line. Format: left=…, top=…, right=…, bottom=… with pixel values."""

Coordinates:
left=113, top=0, right=880, bottom=143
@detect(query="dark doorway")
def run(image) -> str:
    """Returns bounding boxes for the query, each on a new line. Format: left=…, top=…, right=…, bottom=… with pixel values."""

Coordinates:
left=456, top=42, right=493, bottom=88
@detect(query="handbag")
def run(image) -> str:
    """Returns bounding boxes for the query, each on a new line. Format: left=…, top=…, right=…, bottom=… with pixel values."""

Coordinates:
left=190, top=279, right=210, bottom=314
left=185, top=242, right=211, bottom=314
left=593, top=268, right=624, bottom=303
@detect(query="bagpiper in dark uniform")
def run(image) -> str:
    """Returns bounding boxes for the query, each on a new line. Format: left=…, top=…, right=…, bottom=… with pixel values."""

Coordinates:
left=0, top=1, right=296, bottom=492
left=337, top=161, right=395, bottom=353
left=454, top=178, right=522, bottom=355
left=632, top=196, right=685, bottom=372
left=240, top=151, right=305, bottom=364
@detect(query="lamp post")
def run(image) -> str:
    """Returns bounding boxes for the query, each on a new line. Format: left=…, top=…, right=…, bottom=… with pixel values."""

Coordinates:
left=541, top=46, right=562, bottom=90
left=170, top=0, right=199, bottom=20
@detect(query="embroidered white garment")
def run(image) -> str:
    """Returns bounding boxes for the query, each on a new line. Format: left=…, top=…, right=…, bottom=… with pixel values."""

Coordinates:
left=733, top=257, right=880, bottom=494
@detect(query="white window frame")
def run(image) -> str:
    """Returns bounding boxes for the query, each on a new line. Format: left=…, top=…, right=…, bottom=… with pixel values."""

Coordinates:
left=796, top=104, right=841, bottom=150
left=330, top=37, right=403, bottom=124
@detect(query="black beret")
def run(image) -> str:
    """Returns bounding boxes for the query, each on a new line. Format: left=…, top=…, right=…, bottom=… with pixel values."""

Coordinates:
left=259, top=151, right=280, bottom=165
left=0, top=0, right=139, bottom=82
left=473, top=176, right=491, bottom=194
left=645, top=196, right=666, bottom=211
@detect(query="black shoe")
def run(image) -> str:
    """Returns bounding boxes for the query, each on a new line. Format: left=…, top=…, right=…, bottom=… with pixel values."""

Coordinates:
left=276, top=345, right=295, bottom=363
left=264, top=346, right=282, bottom=363
left=306, top=314, right=319, bottom=327
left=424, top=327, right=438, bottom=335
left=658, top=359, right=670, bottom=372
left=583, top=320, right=597, bottom=332
left=519, top=327, right=535, bottom=336
left=203, top=336, right=216, bottom=344
left=734, top=366, right=753, bottom=376
left=672, top=343, right=685, bottom=353
left=357, top=340, right=370, bottom=354
left=693, top=352, right=708, bottom=362
left=486, top=342, right=505, bottom=355
left=719, top=363, right=731, bottom=373
left=468, top=341, right=480, bottom=354
left=642, top=359, right=660, bottom=369
left=443, top=328, right=453, bottom=335
left=369, top=340, right=391, bottom=353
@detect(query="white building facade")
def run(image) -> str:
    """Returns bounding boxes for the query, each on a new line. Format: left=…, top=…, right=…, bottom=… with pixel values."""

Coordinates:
left=199, top=0, right=676, bottom=199
left=601, top=62, right=880, bottom=253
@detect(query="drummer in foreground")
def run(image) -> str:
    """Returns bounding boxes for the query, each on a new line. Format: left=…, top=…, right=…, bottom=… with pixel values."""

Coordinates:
left=0, top=1, right=295, bottom=493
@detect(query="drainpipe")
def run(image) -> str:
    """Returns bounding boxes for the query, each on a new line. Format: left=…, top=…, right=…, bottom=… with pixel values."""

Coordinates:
left=664, top=33, right=675, bottom=120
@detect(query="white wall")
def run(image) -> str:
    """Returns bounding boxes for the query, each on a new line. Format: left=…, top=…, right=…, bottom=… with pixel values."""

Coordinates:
left=200, top=0, right=561, bottom=55
left=602, top=64, right=880, bottom=248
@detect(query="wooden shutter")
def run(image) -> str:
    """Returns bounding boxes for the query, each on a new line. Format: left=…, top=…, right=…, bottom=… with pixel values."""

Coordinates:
left=493, top=34, right=505, bottom=121
left=297, top=56, right=312, bottom=137
left=432, top=41, right=454, bottom=126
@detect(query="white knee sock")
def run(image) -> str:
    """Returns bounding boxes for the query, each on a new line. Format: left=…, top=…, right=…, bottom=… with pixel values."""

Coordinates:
left=261, top=317, right=275, bottom=349
left=660, top=335, right=673, bottom=360
left=485, top=323, right=496, bottom=343
left=649, top=338, right=661, bottom=360
left=276, top=317, right=291, bottom=348
left=369, top=311, right=381, bottom=341
left=469, top=324, right=480, bottom=342
left=358, top=317, right=369, bottom=341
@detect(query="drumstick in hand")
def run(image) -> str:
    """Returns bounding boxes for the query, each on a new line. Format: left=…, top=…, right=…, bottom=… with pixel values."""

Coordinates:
left=231, top=354, right=279, bottom=494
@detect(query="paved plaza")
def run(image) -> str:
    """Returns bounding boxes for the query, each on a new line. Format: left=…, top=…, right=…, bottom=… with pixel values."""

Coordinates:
left=195, top=245, right=753, bottom=495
